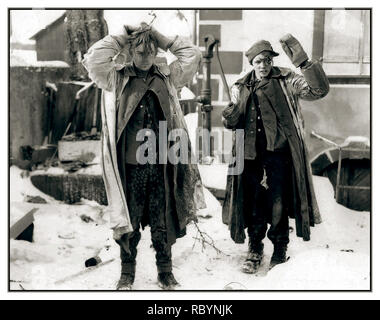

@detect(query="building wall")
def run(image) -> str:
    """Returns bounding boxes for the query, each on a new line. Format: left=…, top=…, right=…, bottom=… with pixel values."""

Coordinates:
left=35, top=21, right=68, bottom=62
left=10, top=65, right=70, bottom=161
left=321, top=10, right=370, bottom=76
left=301, top=84, right=370, bottom=158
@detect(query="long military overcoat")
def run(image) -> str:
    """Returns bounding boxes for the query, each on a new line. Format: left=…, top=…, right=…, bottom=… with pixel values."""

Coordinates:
left=83, top=34, right=206, bottom=242
left=222, top=62, right=329, bottom=243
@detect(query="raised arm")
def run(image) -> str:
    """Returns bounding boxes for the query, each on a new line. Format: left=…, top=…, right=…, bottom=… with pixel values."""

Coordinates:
left=286, top=61, right=330, bottom=101
left=82, top=26, right=136, bottom=91
left=167, top=37, right=202, bottom=90
left=280, top=33, right=329, bottom=101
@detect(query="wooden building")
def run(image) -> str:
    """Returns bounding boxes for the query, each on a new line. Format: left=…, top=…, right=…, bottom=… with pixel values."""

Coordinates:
left=30, top=13, right=68, bottom=62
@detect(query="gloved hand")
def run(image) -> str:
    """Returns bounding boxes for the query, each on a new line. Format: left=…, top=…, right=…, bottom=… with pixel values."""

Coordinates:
left=222, top=102, right=242, bottom=128
left=279, top=33, right=309, bottom=68
left=140, top=22, right=173, bottom=51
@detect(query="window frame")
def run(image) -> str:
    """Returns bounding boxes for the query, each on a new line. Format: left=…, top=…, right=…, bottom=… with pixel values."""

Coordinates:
left=312, top=9, right=371, bottom=84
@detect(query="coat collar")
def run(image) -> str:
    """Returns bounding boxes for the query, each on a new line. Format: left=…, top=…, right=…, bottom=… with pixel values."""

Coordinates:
left=118, top=61, right=171, bottom=100
left=122, top=61, right=171, bottom=78
left=235, top=66, right=291, bottom=87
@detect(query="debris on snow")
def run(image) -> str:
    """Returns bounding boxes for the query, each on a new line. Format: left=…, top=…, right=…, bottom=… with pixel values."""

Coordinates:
left=25, top=195, right=47, bottom=204
left=58, top=232, right=76, bottom=240
left=80, top=214, right=95, bottom=223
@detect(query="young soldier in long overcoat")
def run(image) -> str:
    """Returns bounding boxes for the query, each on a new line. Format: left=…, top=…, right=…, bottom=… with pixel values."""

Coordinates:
left=222, top=34, right=329, bottom=273
left=83, top=23, right=205, bottom=289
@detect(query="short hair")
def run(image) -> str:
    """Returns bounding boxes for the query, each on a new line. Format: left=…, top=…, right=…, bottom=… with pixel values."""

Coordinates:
left=128, top=28, right=158, bottom=56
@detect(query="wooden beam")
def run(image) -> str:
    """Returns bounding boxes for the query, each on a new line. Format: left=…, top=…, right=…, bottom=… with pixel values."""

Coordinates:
left=312, top=10, right=326, bottom=62
left=10, top=208, right=37, bottom=240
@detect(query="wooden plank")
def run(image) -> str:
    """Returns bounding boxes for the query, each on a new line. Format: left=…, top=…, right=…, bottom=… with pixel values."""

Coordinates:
left=54, top=259, right=115, bottom=285
left=199, top=10, right=242, bottom=21
left=338, top=185, right=370, bottom=190
left=10, top=208, right=37, bottom=239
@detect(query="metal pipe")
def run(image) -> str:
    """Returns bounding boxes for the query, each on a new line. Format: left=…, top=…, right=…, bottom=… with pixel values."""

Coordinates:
left=336, top=147, right=343, bottom=201
left=198, top=35, right=219, bottom=160
left=311, top=130, right=344, bottom=201
left=215, top=43, right=231, bottom=101
left=193, top=10, right=198, bottom=46
left=311, top=130, right=340, bottom=148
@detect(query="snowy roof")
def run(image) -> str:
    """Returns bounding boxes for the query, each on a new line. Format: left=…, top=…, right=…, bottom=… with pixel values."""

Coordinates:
left=29, top=12, right=66, bottom=40
left=10, top=58, right=69, bottom=68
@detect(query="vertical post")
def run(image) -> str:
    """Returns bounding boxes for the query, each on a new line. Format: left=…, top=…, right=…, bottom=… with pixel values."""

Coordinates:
left=312, top=9, right=325, bottom=62
left=198, top=34, right=218, bottom=162
left=201, top=52, right=212, bottom=156
left=335, top=147, right=342, bottom=201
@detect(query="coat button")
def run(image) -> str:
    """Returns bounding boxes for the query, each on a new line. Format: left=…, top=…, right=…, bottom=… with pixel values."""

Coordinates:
left=257, top=116, right=261, bottom=120
left=258, top=128, right=261, bottom=132
left=250, top=131, right=254, bottom=134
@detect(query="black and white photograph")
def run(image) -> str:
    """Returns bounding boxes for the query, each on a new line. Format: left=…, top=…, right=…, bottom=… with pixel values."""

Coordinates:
left=7, top=6, right=372, bottom=295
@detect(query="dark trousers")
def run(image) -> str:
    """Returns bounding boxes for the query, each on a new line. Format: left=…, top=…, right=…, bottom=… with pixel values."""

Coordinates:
left=117, top=164, right=172, bottom=274
left=243, top=149, right=291, bottom=246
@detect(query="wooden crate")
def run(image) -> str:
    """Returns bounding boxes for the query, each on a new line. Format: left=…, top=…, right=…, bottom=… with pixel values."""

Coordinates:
left=58, top=140, right=100, bottom=163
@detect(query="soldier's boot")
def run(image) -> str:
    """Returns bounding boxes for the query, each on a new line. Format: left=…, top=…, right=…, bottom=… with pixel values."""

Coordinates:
left=157, top=272, right=180, bottom=290
left=241, top=241, right=264, bottom=274
left=116, top=272, right=135, bottom=290
left=269, top=244, right=289, bottom=269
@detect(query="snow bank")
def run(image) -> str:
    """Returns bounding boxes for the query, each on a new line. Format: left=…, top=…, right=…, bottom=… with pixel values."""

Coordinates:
left=10, top=59, right=70, bottom=68
left=10, top=166, right=57, bottom=203
left=9, top=165, right=370, bottom=290
left=184, top=112, right=198, bottom=154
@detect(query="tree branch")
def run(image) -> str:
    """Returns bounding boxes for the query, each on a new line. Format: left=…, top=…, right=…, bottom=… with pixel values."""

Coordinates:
left=191, top=221, right=227, bottom=255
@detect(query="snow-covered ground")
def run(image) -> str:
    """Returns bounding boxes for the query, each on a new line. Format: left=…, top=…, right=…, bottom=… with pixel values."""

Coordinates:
left=9, top=164, right=370, bottom=290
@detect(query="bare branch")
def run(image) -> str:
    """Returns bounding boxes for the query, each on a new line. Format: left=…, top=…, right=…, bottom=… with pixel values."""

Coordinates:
left=192, top=221, right=227, bottom=255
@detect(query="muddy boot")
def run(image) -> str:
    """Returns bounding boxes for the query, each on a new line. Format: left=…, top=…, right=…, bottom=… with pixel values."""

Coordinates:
left=157, top=272, right=180, bottom=290
left=241, top=241, right=264, bottom=274
left=270, top=244, right=289, bottom=269
left=116, top=273, right=135, bottom=290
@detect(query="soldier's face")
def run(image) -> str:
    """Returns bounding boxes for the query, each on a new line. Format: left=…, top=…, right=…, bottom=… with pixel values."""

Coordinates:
left=252, top=51, right=273, bottom=80
left=132, top=42, right=157, bottom=71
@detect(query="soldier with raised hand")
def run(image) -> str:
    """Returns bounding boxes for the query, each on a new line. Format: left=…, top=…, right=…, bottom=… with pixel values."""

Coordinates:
left=83, top=21, right=205, bottom=290
left=222, top=34, right=329, bottom=274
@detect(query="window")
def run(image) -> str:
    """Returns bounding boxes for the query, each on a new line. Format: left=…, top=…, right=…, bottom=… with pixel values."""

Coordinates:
left=313, top=9, right=370, bottom=77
